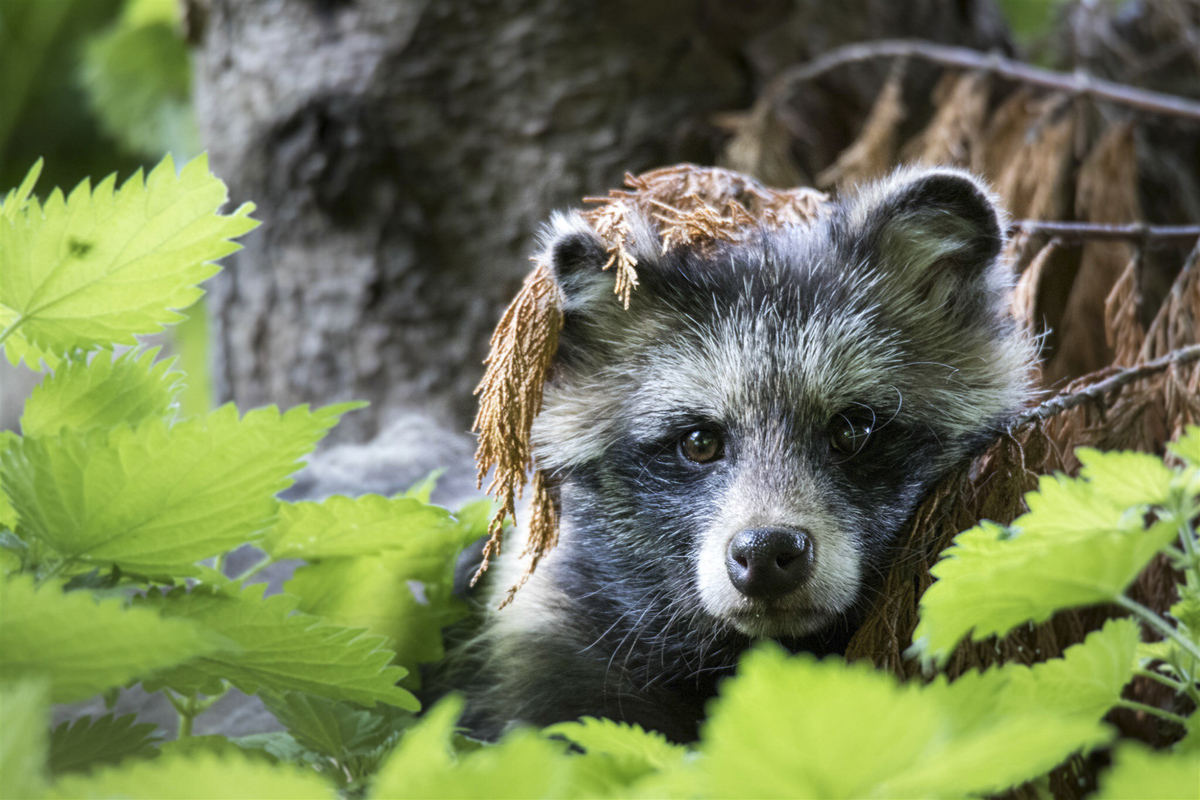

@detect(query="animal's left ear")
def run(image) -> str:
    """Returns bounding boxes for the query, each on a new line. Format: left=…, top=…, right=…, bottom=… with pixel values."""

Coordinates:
left=844, top=167, right=1006, bottom=298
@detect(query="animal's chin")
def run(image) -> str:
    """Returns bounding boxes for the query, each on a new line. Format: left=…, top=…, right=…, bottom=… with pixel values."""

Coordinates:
left=724, top=605, right=834, bottom=639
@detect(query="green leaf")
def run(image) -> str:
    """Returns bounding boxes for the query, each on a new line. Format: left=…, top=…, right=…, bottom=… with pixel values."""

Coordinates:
left=371, top=697, right=576, bottom=800
left=1002, top=617, right=1141, bottom=721
left=545, top=716, right=686, bottom=786
left=1076, top=448, right=1174, bottom=509
left=22, top=348, right=182, bottom=436
left=263, top=494, right=454, bottom=560
left=1, top=158, right=43, bottom=219
left=261, top=692, right=401, bottom=760
left=139, top=583, right=417, bottom=709
left=0, top=431, right=17, bottom=532
left=912, top=466, right=1179, bottom=664
left=0, top=574, right=217, bottom=703
left=47, top=749, right=335, bottom=800
left=1168, top=425, right=1200, bottom=465
left=1, top=402, right=355, bottom=575
left=403, top=470, right=444, bottom=503
left=0, top=678, right=49, bottom=800
left=1095, top=743, right=1200, bottom=800
left=0, top=154, right=257, bottom=367
left=698, top=646, right=1108, bottom=800
left=48, top=714, right=160, bottom=774
left=81, top=4, right=198, bottom=159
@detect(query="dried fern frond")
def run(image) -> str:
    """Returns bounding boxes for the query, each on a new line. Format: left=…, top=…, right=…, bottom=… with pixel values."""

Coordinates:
left=1105, top=250, right=1147, bottom=367
left=716, top=105, right=809, bottom=188
left=900, top=70, right=990, bottom=168
left=973, top=87, right=1039, bottom=180
left=817, top=63, right=907, bottom=190
left=471, top=261, right=563, bottom=586
left=1047, top=122, right=1143, bottom=383
left=993, top=95, right=1077, bottom=220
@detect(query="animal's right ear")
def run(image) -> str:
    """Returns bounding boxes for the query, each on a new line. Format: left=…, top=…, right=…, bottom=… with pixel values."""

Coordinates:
left=539, top=210, right=655, bottom=316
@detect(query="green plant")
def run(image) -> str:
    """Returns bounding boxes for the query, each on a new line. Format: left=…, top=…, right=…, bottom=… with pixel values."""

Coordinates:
left=1, top=156, right=1197, bottom=799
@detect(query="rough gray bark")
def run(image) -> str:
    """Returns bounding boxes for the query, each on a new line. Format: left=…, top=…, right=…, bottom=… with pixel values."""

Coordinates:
left=192, top=0, right=1010, bottom=499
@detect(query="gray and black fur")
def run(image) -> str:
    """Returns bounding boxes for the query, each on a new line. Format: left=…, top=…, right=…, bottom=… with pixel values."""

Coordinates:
left=432, top=167, right=1035, bottom=742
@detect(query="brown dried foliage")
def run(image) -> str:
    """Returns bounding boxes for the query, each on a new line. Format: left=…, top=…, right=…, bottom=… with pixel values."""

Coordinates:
left=471, top=262, right=563, bottom=589
left=1046, top=123, right=1144, bottom=384
left=817, top=65, right=907, bottom=190
left=899, top=71, right=990, bottom=167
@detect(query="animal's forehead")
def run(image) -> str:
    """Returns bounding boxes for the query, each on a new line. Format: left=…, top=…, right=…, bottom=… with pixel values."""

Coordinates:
left=624, top=286, right=907, bottom=430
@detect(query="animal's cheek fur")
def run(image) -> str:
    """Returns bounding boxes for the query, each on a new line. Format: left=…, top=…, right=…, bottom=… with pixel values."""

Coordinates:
left=693, top=469, right=863, bottom=636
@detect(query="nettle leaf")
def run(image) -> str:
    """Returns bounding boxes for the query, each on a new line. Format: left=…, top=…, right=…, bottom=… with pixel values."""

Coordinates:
left=0, top=431, right=17, bottom=532
left=47, top=750, right=334, bottom=800
left=262, top=494, right=455, bottom=560
left=0, top=575, right=217, bottom=703
left=1168, top=424, right=1200, bottom=465
left=1, top=402, right=356, bottom=575
left=1076, top=448, right=1174, bottom=508
left=912, top=463, right=1179, bottom=664
left=139, top=583, right=417, bottom=709
left=545, top=716, right=687, bottom=787
left=1, top=159, right=43, bottom=219
left=262, top=692, right=402, bottom=760
left=371, top=697, right=577, bottom=800
left=49, top=714, right=160, bottom=775
left=1094, top=744, right=1200, bottom=800
left=22, top=348, right=183, bottom=436
left=284, top=501, right=481, bottom=675
left=0, top=679, right=49, bottom=800
left=0, top=154, right=257, bottom=367
left=698, top=646, right=1108, bottom=800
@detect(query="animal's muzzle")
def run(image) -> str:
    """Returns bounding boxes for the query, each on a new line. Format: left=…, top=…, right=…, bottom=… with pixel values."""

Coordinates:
left=725, top=527, right=814, bottom=600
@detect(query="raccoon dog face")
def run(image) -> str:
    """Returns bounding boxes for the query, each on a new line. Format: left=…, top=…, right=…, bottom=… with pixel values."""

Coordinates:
left=528, top=168, right=1033, bottom=645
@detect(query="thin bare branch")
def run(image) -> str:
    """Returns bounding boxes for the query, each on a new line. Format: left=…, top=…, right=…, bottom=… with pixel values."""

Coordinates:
left=1014, top=343, right=1200, bottom=427
left=762, top=39, right=1200, bottom=124
left=1007, top=220, right=1200, bottom=244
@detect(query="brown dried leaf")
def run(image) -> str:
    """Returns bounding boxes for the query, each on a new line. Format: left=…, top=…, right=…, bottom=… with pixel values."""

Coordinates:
left=1012, top=238, right=1060, bottom=337
left=717, top=105, right=808, bottom=188
left=1046, top=122, right=1143, bottom=384
left=900, top=71, right=990, bottom=168
left=973, top=87, right=1039, bottom=181
left=817, top=66, right=907, bottom=190
left=1104, top=251, right=1146, bottom=367
left=471, top=262, right=563, bottom=584
left=992, top=96, right=1077, bottom=220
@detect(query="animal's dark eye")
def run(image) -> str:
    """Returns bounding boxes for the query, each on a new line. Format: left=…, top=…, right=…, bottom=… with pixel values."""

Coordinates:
left=829, top=410, right=874, bottom=456
left=679, top=429, right=724, bottom=464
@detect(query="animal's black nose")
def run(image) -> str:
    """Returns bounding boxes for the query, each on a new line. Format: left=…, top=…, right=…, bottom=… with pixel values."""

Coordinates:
left=726, top=528, right=814, bottom=599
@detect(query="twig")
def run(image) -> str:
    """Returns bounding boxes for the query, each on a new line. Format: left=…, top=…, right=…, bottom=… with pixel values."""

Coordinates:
left=1007, top=220, right=1200, bottom=244
left=1013, top=343, right=1200, bottom=427
left=761, top=39, right=1200, bottom=124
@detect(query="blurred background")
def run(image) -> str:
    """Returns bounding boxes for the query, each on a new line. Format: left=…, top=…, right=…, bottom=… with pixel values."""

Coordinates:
left=1, top=0, right=1198, bottom=507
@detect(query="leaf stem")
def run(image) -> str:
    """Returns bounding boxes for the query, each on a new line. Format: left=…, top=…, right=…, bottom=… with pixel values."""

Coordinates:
left=0, top=315, right=24, bottom=349
left=1133, top=667, right=1188, bottom=694
left=1115, top=699, right=1189, bottom=727
left=234, top=551, right=273, bottom=583
left=1118, top=595, right=1200, bottom=663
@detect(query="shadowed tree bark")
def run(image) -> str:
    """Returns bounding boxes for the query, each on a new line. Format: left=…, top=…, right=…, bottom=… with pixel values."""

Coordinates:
left=191, top=0, right=1010, bottom=501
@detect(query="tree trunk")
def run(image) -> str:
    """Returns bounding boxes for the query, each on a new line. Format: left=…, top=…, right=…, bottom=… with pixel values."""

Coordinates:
left=192, top=0, right=1009, bottom=500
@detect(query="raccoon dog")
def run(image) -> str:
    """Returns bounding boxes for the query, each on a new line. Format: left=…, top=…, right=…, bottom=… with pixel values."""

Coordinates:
left=442, top=167, right=1035, bottom=742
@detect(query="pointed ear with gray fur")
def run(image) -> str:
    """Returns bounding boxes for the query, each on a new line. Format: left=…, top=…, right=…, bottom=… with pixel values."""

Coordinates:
left=843, top=167, right=1007, bottom=304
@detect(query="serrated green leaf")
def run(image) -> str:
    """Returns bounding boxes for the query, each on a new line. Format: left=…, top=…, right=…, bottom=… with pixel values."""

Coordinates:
left=49, top=714, right=160, bottom=774
left=403, top=470, right=444, bottom=503
left=0, top=575, right=217, bottom=703
left=2, top=159, right=43, bottom=219
left=139, top=583, right=417, bottom=709
left=1, top=402, right=355, bottom=575
left=22, top=348, right=182, bottom=436
left=48, top=749, right=335, bottom=800
left=82, top=8, right=198, bottom=159
left=1094, top=743, right=1200, bottom=800
left=545, top=716, right=686, bottom=785
left=263, top=494, right=454, bottom=561
left=1076, top=448, right=1174, bottom=508
left=0, top=431, right=17, bottom=532
left=0, top=678, right=49, bottom=800
left=698, top=646, right=1109, bottom=800
left=0, top=154, right=257, bottom=367
left=1170, top=596, right=1200, bottom=633
left=912, top=465, right=1180, bottom=664
left=1002, top=618, right=1141, bottom=721
left=371, top=697, right=577, bottom=800
left=262, top=692, right=401, bottom=760
left=1168, top=425, right=1200, bottom=465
